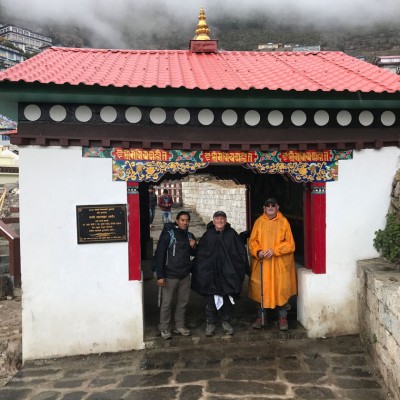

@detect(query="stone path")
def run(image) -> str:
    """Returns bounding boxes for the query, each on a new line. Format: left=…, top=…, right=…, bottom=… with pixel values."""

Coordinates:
left=0, top=335, right=391, bottom=400
left=0, top=288, right=22, bottom=388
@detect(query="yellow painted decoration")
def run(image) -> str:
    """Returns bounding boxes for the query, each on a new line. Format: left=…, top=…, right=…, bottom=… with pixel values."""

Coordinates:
left=194, top=6, right=211, bottom=40
left=112, top=160, right=208, bottom=182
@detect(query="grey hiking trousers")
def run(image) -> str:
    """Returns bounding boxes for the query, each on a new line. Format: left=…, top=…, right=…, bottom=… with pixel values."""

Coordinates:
left=158, top=275, right=191, bottom=332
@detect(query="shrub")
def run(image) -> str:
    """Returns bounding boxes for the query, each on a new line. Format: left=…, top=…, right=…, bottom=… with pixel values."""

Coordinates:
left=374, top=212, right=400, bottom=264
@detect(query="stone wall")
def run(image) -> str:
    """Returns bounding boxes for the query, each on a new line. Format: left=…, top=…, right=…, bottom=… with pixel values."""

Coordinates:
left=357, top=259, right=400, bottom=400
left=389, top=169, right=400, bottom=214
left=181, top=175, right=247, bottom=233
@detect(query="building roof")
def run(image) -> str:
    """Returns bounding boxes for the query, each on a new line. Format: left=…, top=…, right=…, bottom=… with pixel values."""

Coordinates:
left=1, top=47, right=400, bottom=93
left=373, top=56, right=400, bottom=65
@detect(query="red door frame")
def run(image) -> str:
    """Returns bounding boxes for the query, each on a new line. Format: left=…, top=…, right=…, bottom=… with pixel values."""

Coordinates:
left=127, top=182, right=141, bottom=280
left=303, top=182, right=326, bottom=274
left=128, top=180, right=327, bottom=280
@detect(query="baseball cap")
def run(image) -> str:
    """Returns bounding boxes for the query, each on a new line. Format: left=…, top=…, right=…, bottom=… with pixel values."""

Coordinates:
left=213, top=210, right=227, bottom=218
left=264, top=198, right=278, bottom=206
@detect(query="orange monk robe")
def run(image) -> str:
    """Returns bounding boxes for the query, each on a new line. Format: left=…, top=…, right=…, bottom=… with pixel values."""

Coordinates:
left=248, top=211, right=297, bottom=309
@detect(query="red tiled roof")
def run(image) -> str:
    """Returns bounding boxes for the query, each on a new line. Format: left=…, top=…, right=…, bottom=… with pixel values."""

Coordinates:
left=1, top=47, right=400, bottom=93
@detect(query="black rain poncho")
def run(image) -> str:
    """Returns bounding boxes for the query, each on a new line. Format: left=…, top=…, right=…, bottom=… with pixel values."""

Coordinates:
left=191, top=222, right=249, bottom=297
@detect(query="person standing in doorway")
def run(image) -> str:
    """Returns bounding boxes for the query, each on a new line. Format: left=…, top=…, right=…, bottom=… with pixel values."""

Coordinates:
left=153, top=211, right=196, bottom=340
left=248, top=197, right=296, bottom=331
left=191, top=211, right=249, bottom=337
left=158, top=188, right=174, bottom=225
left=148, top=186, right=157, bottom=228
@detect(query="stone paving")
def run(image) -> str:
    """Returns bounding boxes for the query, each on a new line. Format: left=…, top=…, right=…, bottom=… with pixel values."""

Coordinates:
left=0, top=288, right=22, bottom=387
left=0, top=335, right=392, bottom=400
left=0, top=206, right=394, bottom=399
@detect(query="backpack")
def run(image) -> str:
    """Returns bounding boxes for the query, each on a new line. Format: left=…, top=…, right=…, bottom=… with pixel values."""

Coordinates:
left=151, top=228, right=193, bottom=272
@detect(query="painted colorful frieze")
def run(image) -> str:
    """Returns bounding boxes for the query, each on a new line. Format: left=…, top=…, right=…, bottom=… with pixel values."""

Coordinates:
left=83, top=147, right=353, bottom=183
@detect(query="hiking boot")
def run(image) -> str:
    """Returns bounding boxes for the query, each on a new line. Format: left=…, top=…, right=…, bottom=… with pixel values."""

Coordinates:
left=205, top=323, right=216, bottom=337
left=160, top=329, right=172, bottom=340
left=173, top=327, right=191, bottom=336
left=222, top=321, right=234, bottom=335
left=252, top=317, right=263, bottom=329
left=279, top=317, right=288, bottom=331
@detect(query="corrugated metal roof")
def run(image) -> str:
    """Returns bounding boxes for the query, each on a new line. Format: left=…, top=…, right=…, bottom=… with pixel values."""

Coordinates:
left=1, top=47, right=400, bottom=93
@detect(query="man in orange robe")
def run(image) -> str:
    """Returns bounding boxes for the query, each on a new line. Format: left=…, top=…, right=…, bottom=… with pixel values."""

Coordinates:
left=248, top=197, right=297, bottom=331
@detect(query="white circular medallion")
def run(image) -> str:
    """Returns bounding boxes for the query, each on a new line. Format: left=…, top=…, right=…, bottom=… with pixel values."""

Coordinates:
left=359, top=110, right=374, bottom=126
left=291, top=110, right=307, bottom=126
left=150, top=107, right=166, bottom=124
left=125, top=107, right=142, bottom=123
left=100, top=106, right=117, bottom=123
left=221, top=109, right=238, bottom=126
left=337, top=110, right=352, bottom=126
left=49, top=105, right=67, bottom=122
left=244, top=110, right=260, bottom=126
left=314, top=110, right=329, bottom=126
left=381, top=111, right=396, bottom=127
left=174, top=108, right=190, bottom=125
left=198, top=109, right=214, bottom=126
left=267, top=110, right=283, bottom=126
left=75, top=105, right=92, bottom=122
left=24, top=104, right=41, bottom=121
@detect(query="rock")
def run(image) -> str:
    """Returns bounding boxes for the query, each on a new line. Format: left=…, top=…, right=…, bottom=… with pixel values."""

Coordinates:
left=5, top=338, right=22, bottom=375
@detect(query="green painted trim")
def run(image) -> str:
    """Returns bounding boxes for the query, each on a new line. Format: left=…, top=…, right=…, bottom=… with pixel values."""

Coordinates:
left=1, top=82, right=400, bottom=116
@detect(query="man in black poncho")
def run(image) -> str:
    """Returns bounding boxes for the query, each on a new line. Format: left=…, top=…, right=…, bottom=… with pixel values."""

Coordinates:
left=191, top=210, right=249, bottom=337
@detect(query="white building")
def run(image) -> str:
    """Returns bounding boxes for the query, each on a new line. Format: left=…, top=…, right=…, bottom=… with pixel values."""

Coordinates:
left=373, top=56, right=400, bottom=74
left=0, top=24, right=52, bottom=53
left=0, top=9, right=399, bottom=361
left=0, top=43, right=25, bottom=70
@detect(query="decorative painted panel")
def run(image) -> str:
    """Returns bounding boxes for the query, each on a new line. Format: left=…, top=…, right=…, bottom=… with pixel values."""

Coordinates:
left=83, top=147, right=353, bottom=183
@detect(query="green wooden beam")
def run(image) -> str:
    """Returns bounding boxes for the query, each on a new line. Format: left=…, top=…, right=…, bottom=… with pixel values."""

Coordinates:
left=1, top=82, right=400, bottom=114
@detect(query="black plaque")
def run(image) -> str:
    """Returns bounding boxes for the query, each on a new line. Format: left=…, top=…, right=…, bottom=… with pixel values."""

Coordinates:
left=76, top=204, right=127, bottom=244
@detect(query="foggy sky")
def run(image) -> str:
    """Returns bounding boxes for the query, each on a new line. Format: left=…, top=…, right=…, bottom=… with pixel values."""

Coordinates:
left=2, top=0, right=399, bottom=48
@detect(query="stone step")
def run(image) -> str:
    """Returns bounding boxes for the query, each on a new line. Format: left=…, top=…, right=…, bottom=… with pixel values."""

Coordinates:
left=0, top=265, right=9, bottom=275
left=144, top=322, right=307, bottom=350
left=0, top=274, right=12, bottom=298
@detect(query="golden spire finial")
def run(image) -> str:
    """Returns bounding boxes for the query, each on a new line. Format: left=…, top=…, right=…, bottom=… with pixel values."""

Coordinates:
left=194, top=6, right=211, bottom=40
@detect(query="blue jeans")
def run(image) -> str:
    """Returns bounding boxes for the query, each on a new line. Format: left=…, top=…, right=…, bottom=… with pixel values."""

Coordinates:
left=149, top=206, right=156, bottom=224
left=162, top=210, right=172, bottom=225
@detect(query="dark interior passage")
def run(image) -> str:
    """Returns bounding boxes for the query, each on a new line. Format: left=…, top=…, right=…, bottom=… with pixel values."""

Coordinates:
left=139, top=165, right=305, bottom=263
left=139, top=165, right=305, bottom=341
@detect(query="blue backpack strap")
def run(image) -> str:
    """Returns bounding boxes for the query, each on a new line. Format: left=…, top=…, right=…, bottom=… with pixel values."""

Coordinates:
left=168, top=229, right=175, bottom=247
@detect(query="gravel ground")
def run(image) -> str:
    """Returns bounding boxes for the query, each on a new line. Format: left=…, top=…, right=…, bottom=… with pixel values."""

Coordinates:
left=0, top=288, right=22, bottom=388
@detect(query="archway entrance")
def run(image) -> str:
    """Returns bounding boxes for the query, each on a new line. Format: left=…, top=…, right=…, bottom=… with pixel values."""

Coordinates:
left=83, top=146, right=351, bottom=341
left=139, top=164, right=304, bottom=341
left=140, top=166, right=305, bottom=262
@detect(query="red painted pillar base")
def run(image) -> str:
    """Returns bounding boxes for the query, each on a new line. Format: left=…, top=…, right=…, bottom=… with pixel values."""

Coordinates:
left=303, top=182, right=326, bottom=274
left=303, top=183, right=312, bottom=269
left=127, top=182, right=141, bottom=281
left=310, top=182, right=326, bottom=274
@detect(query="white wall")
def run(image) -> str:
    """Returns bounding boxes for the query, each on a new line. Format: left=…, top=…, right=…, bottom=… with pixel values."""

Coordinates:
left=298, top=147, right=400, bottom=337
left=19, top=146, right=144, bottom=360
left=19, top=145, right=400, bottom=356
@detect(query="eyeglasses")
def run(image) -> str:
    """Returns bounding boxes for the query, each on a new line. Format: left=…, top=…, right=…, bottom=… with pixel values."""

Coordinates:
left=265, top=203, right=276, bottom=208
